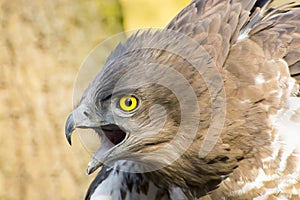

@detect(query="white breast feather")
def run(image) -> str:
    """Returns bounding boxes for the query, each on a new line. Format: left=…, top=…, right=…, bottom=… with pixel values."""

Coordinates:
left=231, top=98, right=300, bottom=198
left=91, top=161, right=168, bottom=200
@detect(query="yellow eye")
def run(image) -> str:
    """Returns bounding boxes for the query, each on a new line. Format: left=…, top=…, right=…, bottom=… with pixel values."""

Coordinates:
left=119, top=96, right=138, bottom=112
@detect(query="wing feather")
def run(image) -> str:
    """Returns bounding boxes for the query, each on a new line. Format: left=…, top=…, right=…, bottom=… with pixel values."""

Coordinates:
left=166, top=0, right=258, bottom=68
left=248, top=3, right=300, bottom=86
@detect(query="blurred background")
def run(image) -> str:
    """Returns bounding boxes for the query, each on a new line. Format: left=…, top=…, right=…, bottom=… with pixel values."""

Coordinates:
left=0, top=0, right=296, bottom=199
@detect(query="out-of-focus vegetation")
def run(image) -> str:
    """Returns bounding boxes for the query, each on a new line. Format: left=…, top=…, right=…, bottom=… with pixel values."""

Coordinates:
left=120, top=0, right=294, bottom=30
left=0, top=0, right=123, bottom=199
left=121, top=0, right=190, bottom=30
left=0, top=0, right=298, bottom=199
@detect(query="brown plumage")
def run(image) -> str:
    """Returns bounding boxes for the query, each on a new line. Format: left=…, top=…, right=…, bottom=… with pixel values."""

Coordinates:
left=65, top=0, right=300, bottom=199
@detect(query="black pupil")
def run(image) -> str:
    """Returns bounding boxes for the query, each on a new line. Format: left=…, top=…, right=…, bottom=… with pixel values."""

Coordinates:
left=125, top=98, right=132, bottom=107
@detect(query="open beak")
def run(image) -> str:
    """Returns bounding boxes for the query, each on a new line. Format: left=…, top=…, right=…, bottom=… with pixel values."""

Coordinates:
left=65, top=106, right=127, bottom=175
left=65, top=112, right=105, bottom=174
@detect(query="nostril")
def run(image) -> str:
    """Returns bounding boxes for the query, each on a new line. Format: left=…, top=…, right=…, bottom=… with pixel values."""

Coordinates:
left=83, top=111, right=89, bottom=117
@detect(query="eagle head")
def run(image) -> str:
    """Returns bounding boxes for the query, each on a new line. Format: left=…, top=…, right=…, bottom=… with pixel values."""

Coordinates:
left=65, top=30, right=242, bottom=196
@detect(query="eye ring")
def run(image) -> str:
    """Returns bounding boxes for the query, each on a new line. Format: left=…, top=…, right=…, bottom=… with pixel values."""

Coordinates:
left=118, top=96, right=138, bottom=112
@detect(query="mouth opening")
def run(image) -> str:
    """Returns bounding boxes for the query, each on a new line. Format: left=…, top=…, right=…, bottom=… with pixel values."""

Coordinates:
left=85, top=124, right=127, bottom=175
left=100, top=124, right=126, bottom=146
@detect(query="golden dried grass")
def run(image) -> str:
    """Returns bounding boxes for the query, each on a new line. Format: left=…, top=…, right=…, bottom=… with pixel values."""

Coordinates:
left=0, top=0, right=122, bottom=199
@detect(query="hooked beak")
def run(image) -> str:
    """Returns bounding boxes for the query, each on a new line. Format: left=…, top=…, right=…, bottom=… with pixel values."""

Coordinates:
left=65, top=104, right=103, bottom=146
left=65, top=113, right=75, bottom=145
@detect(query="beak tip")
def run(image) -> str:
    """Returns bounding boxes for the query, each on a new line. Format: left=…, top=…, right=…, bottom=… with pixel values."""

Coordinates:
left=86, top=159, right=103, bottom=175
left=66, top=136, right=72, bottom=146
left=86, top=168, right=93, bottom=175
